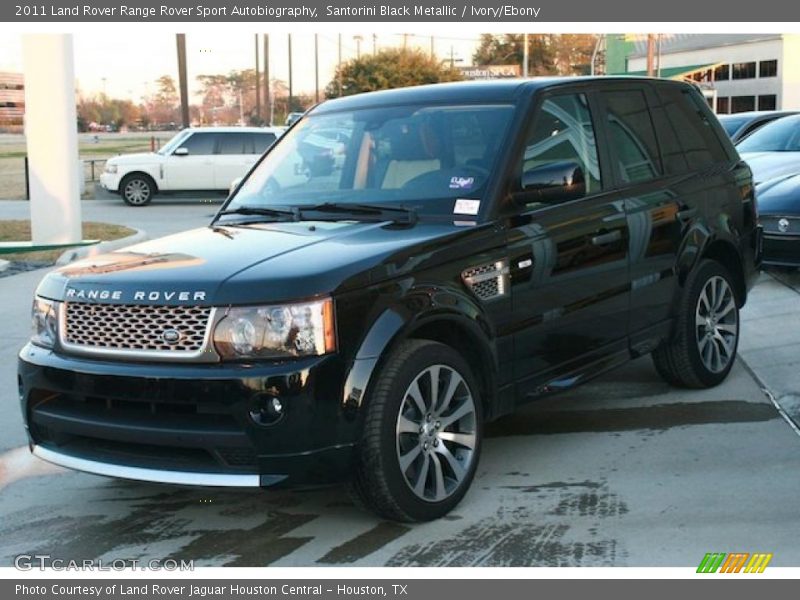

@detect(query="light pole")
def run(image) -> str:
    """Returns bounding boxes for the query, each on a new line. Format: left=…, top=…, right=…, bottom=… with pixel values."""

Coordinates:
left=255, top=34, right=261, bottom=123
left=288, top=34, right=293, bottom=112
left=354, top=35, right=363, bottom=59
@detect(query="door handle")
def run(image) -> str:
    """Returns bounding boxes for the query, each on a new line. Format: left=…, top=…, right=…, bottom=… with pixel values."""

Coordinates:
left=591, top=230, right=622, bottom=246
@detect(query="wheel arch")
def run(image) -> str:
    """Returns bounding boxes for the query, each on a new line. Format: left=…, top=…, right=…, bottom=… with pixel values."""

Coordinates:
left=121, top=170, right=159, bottom=193
left=699, top=239, right=747, bottom=307
left=343, top=293, right=501, bottom=423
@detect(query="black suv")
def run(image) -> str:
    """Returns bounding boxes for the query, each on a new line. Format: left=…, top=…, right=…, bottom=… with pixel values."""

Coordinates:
left=19, top=78, right=761, bottom=522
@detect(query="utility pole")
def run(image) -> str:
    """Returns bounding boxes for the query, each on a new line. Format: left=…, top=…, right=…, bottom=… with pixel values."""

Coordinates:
left=354, top=35, right=363, bottom=59
left=176, top=33, right=190, bottom=128
left=314, top=33, right=320, bottom=103
left=264, top=34, right=270, bottom=125
left=430, top=36, right=434, bottom=59
left=523, top=33, right=529, bottom=77
left=373, top=34, right=377, bottom=55
left=646, top=34, right=655, bottom=77
left=338, top=33, right=343, bottom=96
left=402, top=33, right=408, bottom=49
left=287, top=33, right=293, bottom=113
left=254, top=34, right=261, bottom=124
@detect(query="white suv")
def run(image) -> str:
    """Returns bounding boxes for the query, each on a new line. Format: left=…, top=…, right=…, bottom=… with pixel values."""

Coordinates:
left=100, top=126, right=285, bottom=206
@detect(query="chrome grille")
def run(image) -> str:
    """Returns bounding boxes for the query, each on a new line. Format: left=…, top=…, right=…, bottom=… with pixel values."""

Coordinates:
left=63, top=302, right=213, bottom=355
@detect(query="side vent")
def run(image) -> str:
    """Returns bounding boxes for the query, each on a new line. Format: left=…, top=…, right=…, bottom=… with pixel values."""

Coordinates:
left=462, top=259, right=510, bottom=300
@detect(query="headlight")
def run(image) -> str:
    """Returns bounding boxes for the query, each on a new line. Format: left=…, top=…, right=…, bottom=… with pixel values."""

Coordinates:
left=105, top=163, right=118, bottom=174
left=213, top=298, right=336, bottom=360
left=31, top=297, right=59, bottom=348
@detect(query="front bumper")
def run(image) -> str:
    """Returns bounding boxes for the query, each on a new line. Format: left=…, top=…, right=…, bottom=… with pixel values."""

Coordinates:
left=99, top=172, right=120, bottom=192
left=18, top=343, right=358, bottom=487
left=761, top=231, right=800, bottom=267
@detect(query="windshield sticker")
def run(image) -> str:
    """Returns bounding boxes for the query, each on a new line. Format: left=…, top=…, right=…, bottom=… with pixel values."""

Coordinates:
left=454, top=199, right=481, bottom=215
left=450, top=176, right=475, bottom=190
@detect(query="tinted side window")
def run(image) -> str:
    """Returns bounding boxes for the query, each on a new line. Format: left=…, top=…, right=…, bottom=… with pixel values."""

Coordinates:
left=252, top=133, right=277, bottom=154
left=660, top=87, right=728, bottom=168
left=602, top=90, right=661, bottom=184
left=179, top=133, right=216, bottom=155
left=519, top=93, right=602, bottom=200
left=217, top=133, right=249, bottom=155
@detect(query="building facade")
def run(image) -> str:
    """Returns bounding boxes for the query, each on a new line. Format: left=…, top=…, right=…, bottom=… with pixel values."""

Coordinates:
left=622, top=34, right=800, bottom=113
left=0, top=72, right=24, bottom=126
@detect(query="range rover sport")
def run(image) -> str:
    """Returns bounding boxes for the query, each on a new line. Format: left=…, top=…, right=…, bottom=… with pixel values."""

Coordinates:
left=19, top=78, right=761, bottom=522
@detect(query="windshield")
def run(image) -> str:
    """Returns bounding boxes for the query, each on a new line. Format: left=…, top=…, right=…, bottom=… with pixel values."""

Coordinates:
left=157, top=129, right=192, bottom=155
left=737, top=115, right=800, bottom=152
left=226, top=103, right=515, bottom=219
left=719, top=116, right=748, bottom=137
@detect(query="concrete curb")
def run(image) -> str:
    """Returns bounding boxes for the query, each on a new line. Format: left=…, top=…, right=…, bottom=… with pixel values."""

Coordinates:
left=0, top=259, right=8, bottom=274
left=55, top=228, right=149, bottom=265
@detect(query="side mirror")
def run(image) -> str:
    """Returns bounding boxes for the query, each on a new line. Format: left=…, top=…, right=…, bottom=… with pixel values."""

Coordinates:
left=514, top=161, right=586, bottom=205
left=228, top=177, right=243, bottom=197
left=173, top=147, right=189, bottom=156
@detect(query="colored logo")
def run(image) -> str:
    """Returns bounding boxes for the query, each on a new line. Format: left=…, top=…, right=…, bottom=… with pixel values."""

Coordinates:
left=778, top=218, right=790, bottom=233
left=697, top=552, right=772, bottom=573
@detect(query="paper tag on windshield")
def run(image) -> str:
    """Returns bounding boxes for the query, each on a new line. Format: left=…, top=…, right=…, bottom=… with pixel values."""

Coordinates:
left=454, top=199, right=480, bottom=215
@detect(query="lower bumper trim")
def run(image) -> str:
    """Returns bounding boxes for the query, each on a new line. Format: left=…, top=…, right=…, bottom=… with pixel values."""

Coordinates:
left=32, top=444, right=286, bottom=488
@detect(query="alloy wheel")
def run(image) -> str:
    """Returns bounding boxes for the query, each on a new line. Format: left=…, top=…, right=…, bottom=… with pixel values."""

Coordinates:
left=123, top=179, right=151, bottom=205
left=695, top=275, right=738, bottom=373
left=395, top=364, right=477, bottom=502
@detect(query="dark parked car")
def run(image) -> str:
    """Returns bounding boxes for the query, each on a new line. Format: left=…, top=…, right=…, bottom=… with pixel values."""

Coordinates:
left=19, top=78, right=760, bottom=522
left=757, top=174, right=800, bottom=267
left=718, top=111, right=797, bottom=143
left=738, top=113, right=800, bottom=184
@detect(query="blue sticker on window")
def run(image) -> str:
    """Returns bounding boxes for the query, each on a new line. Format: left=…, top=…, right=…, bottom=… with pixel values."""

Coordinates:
left=449, top=176, right=475, bottom=190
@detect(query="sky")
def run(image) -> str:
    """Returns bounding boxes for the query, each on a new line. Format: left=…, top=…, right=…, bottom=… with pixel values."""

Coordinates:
left=0, top=32, right=481, bottom=102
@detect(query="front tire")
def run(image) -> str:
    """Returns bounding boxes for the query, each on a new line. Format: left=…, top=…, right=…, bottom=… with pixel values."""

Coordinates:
left=653, top=259, right=740, bottom=388
left=120, top=174, right=155, bottom=206
left=351, top=340, right=483, bottom=522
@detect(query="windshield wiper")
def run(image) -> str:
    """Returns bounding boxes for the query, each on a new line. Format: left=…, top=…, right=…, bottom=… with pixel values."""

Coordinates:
left=300, top=202, right=418, bottom=224
left=216, top=206, right=299, bottom=222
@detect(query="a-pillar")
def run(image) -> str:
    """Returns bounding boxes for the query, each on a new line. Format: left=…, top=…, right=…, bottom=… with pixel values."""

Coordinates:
left=22, top=34, right=81, bottom=244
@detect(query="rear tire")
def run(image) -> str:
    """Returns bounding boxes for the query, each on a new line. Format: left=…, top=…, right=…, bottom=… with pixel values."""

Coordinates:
left=120, top=174, right=155, bottom=206
left=351, top=340, right=483, bottom=522
left=652, top=259, right=740, bottom=388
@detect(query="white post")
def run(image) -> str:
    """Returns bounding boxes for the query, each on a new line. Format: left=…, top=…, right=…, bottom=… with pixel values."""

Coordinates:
left=22, top=34, right=81, bottom=244
left=523, top=33, right=529, bottom=78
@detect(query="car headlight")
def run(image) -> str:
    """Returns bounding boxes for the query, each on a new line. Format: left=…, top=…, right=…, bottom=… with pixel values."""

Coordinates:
left=213, top=298, right=336, bottom=360
left=105, top=163, right=118, bottom=174
left=31, top=297, right=59, bottom=348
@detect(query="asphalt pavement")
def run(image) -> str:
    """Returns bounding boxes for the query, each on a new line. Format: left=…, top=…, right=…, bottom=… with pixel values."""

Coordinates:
left=1, top=197, right=799, bottom=567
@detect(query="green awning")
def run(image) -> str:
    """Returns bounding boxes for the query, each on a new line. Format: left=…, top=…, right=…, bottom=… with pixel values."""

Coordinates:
left=617, top=63, right=720, bottom=79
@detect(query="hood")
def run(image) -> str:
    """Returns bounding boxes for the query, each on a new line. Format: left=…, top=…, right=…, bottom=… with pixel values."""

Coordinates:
left=37, top=220, right=493, bottom=306
left=756, top=173, right=800, bottom=216
left=106, top=152, right=162, bottom=166
left=740, top=152, right=800, bottom=185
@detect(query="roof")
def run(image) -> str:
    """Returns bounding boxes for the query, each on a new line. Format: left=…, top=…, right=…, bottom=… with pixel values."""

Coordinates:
left=312, top=77, right=689, bottom=114
left=624, top=64, right=719, bottom=79
left=718, top=111, right=798, bottom=120
left=628, top=34, right=782, bottom=59
left=184, top=126, right=284, bottom=134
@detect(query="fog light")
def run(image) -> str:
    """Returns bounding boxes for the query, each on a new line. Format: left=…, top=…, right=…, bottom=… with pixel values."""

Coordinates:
left=249, top=394, right=284, bottom=426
